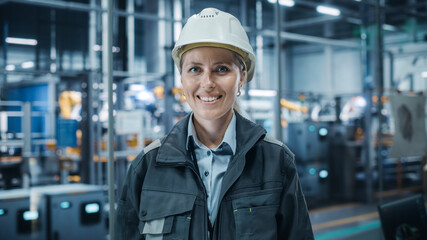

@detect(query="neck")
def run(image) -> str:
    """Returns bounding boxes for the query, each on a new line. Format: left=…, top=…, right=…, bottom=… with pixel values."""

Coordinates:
left=193, top=111, right=233, bottom=149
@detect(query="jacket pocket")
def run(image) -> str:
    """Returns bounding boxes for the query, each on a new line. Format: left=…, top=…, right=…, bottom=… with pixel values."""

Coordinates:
left=138, top=190, right=196, bottom=240
left=231, top=189, right=281, bottom=240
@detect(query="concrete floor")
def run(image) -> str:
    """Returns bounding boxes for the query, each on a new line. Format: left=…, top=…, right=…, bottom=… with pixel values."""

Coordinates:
left=310, top=202, right=384, bottom=240
left=309, top=193, right=427, bottom=240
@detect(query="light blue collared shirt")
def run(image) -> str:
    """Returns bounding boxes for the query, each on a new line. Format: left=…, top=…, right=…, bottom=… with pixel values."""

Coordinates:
left=186, top=112, right=236, bottom=224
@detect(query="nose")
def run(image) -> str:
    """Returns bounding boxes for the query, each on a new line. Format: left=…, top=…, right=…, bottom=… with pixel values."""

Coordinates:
left=200, top=72, right=215, bottom=89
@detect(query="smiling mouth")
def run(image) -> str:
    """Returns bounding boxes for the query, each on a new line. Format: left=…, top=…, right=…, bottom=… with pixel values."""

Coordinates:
left=198, top=96, right=222, bottom=102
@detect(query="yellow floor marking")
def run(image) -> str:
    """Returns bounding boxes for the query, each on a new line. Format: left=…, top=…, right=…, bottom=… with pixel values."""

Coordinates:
left=312, top=212, right=379, bottom=231
left=309, top=202, right=360, bottom=214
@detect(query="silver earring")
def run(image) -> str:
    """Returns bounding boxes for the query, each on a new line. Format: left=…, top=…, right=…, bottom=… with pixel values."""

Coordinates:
left=237, top=90, right=241, bottom=96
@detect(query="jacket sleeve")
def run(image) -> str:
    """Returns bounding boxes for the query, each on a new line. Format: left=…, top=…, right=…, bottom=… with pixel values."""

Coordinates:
left=277, top=147, right=315, bottom=240
left=115, top=152, right=147, bottom=240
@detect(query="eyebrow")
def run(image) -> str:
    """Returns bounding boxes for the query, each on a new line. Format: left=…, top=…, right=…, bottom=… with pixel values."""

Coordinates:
left=183, top=60, right=234, bottom=68
left=186, top=62, right=203, bottom=65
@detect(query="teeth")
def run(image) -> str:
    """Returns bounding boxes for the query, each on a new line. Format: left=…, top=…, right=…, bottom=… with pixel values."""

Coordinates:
left=200, top=96, right=218, bottom=102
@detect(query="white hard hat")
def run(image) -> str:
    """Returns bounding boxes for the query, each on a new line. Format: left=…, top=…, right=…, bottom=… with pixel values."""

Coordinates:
left=172, top=8, right=256, bottom=82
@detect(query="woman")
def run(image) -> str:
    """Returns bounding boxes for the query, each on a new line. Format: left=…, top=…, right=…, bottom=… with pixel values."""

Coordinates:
left=116, top=8, right=314, bottom=240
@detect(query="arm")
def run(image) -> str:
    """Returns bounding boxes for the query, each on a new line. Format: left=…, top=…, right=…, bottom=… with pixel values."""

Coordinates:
left=115, top=152, right=147, bottom=240
left=277, top=149, right=314, bottom=240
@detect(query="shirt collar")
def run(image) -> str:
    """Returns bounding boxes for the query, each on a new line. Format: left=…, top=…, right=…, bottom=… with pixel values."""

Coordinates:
left=186, top=111, right=237, bottom=155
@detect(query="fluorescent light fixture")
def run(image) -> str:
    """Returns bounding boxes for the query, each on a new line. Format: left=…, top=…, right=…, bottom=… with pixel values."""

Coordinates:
left=382, top=24, right=397, bottom=31
left=5, top=64, right=15, bottom=71
left=422, top=71, right=427, bottom=78
left=5, top=37, right=37, bottom=46
left=316, top=5, right=341, bottom=16
left=21, top=61, right=34, bottom=69
left=268, top=0, right=295, bottom=7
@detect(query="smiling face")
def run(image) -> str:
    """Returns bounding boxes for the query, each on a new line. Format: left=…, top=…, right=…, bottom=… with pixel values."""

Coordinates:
left=181, top=47, right=245, bottom=125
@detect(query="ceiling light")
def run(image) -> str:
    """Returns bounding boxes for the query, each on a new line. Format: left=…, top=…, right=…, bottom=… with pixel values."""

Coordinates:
left=316, top=5, right=341, bottom=16
left=268, top=0, right=295, bottom=7
left=5, top=37, right=37, bottom=46
left=5, top=64, right=15, bottom=71
left=21, top=61, right=34, bottom=69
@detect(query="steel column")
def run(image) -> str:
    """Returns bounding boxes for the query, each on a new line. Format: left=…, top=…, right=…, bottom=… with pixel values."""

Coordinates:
left=275, top=0, right=283, bottom=141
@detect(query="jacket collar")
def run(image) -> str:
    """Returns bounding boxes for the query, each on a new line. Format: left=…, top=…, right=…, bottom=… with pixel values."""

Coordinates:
left=156, top=111, right=266, bottom=165
left=186, top=111, right=237, bottom=155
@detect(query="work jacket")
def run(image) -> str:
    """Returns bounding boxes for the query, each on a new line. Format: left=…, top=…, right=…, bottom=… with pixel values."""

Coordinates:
left=115, top=112, right=314, bottom=240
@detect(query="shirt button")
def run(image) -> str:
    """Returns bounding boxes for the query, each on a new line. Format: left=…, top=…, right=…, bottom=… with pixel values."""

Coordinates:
left=204, top=171, right=209, bottom=177
left=207, top=151, right=211, bottom=156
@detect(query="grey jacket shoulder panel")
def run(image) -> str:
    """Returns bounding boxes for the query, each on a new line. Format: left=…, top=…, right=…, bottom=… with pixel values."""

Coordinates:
left=263, top=134, right=283, bottom=147
left=262, top=134, right=295, bottom=160
left=144, top=139, right=162, bottom=154
left=128, top=138, right=162, bottom=180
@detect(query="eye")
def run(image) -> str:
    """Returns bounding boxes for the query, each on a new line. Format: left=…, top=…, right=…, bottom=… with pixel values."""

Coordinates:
left=188, top=67, right=200, bottom=73
left=217, top=66, right=229, bottom=73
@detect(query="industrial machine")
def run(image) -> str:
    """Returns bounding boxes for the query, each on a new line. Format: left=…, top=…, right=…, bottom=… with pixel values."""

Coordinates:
left=0, top=184, right=106, bottom=240
left=287, top=122, right=331, bottom=205
left=0, top=188, right=48, bottom=240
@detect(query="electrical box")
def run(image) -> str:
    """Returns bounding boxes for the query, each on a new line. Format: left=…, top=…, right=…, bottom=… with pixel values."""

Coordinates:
left=0, top=184, right=106, bottom=240
left=0, top=189, right=48, bottom=240
left=40, top=184, right=106, bottom=240
left=287, top=122, right=330, bottom=162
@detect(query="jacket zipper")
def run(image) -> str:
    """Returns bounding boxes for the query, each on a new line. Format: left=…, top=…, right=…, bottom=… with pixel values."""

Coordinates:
left=185, top=162, right=210, bottom=240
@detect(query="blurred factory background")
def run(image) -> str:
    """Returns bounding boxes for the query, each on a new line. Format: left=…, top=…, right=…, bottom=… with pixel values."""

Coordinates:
left=1, top=0, right=427, bottom=239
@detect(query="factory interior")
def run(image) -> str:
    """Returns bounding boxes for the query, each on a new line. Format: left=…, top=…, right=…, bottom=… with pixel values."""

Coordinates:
left=1, top=0, right=427, bottom=239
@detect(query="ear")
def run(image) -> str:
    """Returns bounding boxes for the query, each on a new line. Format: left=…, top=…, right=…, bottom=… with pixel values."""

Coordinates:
left=239, top=70, right=246, bottom=89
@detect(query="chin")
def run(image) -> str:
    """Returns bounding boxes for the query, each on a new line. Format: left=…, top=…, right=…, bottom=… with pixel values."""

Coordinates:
left=195, top=109, right=232, bottom=122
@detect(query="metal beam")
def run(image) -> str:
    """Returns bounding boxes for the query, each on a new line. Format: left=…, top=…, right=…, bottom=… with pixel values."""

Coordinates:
left=260, top=29, right=360, bottom=48
left=275, top=0, right=283, bottom=141
left=4, top=0, right=101, bottom=12
left=284, top=15, right=341, bottom=29
left=375, top=0, right=385, bottom=204
left=3, top=0, right=182, bottom=22
left=5, top=0, right=361, bottom=50
left=102, top=0, right=115, bottom=238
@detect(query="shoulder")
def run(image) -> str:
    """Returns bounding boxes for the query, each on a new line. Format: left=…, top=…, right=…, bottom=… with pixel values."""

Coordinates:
left=129, top=138, right=163, bottom=177
left=143, top=139, right=162, bottom=154
left=261, top=134, right=295, bottom=160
